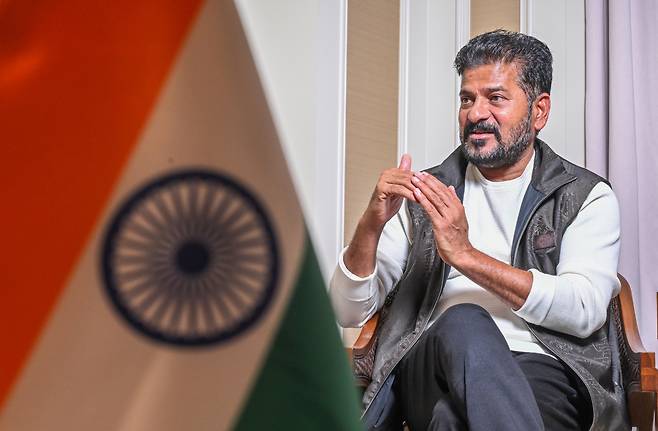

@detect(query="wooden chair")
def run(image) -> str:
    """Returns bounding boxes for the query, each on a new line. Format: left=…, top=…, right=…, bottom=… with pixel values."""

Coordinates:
left=348, top=274, right=658, bottom=430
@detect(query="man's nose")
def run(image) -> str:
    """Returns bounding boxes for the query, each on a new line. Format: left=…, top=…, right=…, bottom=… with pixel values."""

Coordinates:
left=466, top=97, right=491, bottom=124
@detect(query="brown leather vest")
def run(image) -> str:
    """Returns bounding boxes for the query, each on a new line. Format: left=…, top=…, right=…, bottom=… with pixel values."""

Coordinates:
left=363, top=141, right=627, bottom=430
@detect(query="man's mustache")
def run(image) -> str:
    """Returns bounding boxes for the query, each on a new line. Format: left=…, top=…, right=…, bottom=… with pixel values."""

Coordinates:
left=463, top=121, right=502, bottom=142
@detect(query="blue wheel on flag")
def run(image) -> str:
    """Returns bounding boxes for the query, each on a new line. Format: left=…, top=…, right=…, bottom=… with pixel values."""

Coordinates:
left=101, top=170, right=279, bottom=347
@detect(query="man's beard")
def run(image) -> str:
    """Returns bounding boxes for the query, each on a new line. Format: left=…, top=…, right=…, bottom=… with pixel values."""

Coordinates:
left=459, top=110, right=533, bottom=169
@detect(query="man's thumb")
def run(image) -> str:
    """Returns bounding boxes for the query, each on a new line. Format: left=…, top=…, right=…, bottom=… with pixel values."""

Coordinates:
left=399, top=153, right=412, bottom=171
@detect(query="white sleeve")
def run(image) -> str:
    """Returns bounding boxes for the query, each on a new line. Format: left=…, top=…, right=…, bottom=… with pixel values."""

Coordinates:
left=513, top=182, right=621, bottom=338
left=328, top=205, right=411, bottom=328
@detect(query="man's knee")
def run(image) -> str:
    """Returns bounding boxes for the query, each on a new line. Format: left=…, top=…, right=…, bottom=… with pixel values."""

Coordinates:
left=427, top=303, right=505, bottom=356
left=434, top=303, right=494, bottom=334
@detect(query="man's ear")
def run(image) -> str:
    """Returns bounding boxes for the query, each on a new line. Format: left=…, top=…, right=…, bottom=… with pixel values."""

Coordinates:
left=532, top=93, right=551, bottom=133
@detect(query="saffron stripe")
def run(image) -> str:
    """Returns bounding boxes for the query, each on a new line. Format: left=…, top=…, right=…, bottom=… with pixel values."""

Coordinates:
left=0, top=0, right=203, bottom=408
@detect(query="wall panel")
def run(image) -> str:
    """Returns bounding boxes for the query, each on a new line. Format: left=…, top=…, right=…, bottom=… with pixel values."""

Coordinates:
left=527, top=0, right=585, bottom=165
left=344, top=0, right=400, bottom=244
left=343, top=0, right=400, bottom=345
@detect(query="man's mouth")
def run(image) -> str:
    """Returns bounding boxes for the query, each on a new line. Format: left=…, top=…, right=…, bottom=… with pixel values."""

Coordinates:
left=469, top=131, right=494, bottom=139
left=462, top=121, right=500, bottom=144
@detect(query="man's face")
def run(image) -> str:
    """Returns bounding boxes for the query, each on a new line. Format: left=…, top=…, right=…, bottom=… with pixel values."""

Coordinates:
left=458, top=62, right=534, bottom=169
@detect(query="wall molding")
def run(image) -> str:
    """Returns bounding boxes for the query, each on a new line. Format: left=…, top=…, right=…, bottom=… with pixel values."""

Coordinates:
left=314, top=0, right=348, bottom=278
left=397, top=0, right=465, bottom=170
left=519, top=0, right=534, bottom=34
left=397, top=0, right=410, bottom=160
left=524, top=0, right=585, bottom=166
left=454, top=0, right=471, bottom=148
left=455, top=0, right=471, bottom=49
left=337, top=0, right=347, bottom=256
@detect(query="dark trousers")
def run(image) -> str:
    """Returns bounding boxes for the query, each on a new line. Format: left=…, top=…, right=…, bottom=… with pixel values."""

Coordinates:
left=394, top=304, right=590, bottom=430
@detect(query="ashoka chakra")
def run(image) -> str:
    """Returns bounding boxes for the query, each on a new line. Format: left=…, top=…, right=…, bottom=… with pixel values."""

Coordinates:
left=101, top=170, right=279, bottom=346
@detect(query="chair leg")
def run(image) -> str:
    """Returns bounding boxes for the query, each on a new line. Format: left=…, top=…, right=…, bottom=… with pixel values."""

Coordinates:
left=628, top=391, right=656, bottom=431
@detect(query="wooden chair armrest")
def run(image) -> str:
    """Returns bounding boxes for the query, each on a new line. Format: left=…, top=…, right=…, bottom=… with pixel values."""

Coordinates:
left=353, top=313, right=379, bottom=354
left=618, top=274, right=649, bottom=354
left=618, top=274, right=656, bottom=380
left=345, top=313, right=380, bottom=389
left=617, top=274, right=657, bottom=430
left=346, top=313, right=379, bottom=361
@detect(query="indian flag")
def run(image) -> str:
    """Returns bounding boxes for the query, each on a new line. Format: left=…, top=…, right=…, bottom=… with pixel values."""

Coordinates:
left=0, top=0, right=362, bottom=429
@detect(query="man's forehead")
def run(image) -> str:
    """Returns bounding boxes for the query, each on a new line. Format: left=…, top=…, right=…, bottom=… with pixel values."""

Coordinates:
left=460, top=62, right=521, bottom=90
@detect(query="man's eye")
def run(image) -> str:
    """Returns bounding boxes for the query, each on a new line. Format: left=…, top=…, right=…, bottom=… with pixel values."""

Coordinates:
left=490, top=95, right=504, bottom=102
left=460, top=97, right=472, bottom=105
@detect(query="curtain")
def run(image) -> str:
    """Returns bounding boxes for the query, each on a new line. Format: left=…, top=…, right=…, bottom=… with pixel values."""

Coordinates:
left=585, top=0, right=658, bottom=354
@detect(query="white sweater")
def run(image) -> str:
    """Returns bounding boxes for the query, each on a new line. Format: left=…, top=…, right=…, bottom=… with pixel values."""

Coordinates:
left=329, top=153, right=621, bottom=355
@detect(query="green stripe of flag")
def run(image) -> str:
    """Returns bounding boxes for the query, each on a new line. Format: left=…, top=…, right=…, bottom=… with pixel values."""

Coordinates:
left=233, top=237, right=363, bottom=430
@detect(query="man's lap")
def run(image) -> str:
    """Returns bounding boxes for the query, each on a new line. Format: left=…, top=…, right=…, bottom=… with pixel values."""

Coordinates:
left=514, top=351, right=591, bottom=430
left=391, top=304, right=589, bottom=430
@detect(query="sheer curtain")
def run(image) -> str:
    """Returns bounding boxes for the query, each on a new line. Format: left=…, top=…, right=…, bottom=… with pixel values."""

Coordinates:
left=585, top=0, right=658, bottom=354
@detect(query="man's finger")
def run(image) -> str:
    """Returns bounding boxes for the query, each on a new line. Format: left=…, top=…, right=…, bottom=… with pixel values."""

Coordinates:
left=413, top=187, right=442, bottom=221
left=385, top=174, right=416, bottom=191
left=423, top=175, right=460, bottom=204
left=419, top=172, right=451, bottom=193
left=412, top=176, right=448, bottom=216
left=415, top=173, right=452, bottom=209
left=423, top=173, right=460, bottom=206
left=387, top=170, right=415, bottom=183
left=390, top=186, right=416, bottom=202
left=437, top=180, right=461, bottom=207
left=399, top=153, right=412, bottom=171
left=383, top=184, right=417, bottom=202
left=448, top=185, right=459, bottom=199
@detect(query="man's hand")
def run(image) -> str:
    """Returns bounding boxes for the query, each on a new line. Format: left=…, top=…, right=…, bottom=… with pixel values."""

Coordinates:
left=411, top=171, right=531, bottom=309
left=361, top=154, right=417, bottom=233
left=411, top=172, right=473, bottom=267
left=344, top=155, right=416, bottom=277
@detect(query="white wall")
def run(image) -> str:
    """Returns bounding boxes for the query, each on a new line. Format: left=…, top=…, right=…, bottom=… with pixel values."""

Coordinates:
left=399, top=0, right=465, bottom=170
left=524, top=0, right=585, bottom=166
left=235, top=0, right=346, bottom=280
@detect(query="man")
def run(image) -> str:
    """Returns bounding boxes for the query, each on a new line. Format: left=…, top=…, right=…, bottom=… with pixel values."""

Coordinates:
left=330, top=30, right=626, bottom=430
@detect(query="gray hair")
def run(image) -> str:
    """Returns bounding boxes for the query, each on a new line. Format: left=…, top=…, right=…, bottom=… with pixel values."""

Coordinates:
left=454, top=30, right=553, bottom=104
